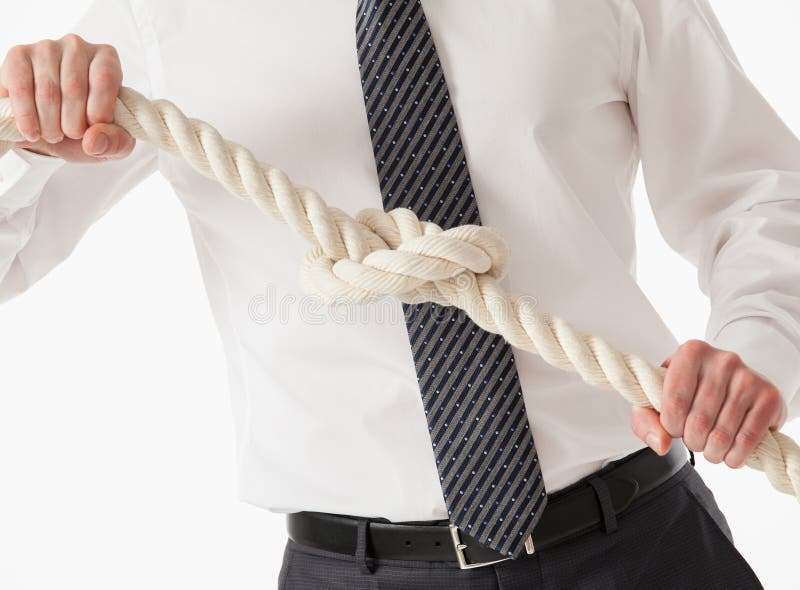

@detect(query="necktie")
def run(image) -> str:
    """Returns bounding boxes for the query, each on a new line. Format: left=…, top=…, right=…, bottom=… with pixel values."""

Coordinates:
left=355, top=0, right=547, bottom=559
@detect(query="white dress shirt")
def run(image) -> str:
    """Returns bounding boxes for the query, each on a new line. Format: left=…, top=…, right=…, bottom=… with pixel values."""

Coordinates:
left=1, top=0, right=800, bottom=523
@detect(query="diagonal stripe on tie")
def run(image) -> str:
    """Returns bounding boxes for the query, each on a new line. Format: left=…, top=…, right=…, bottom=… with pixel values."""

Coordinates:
left=355, top=0, right=548, bottom=558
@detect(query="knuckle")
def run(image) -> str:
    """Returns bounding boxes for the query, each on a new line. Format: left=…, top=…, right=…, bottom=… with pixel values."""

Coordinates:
left=91, top=64, right=121, bottom=88
left=761, top=385, right=782, bottom=410
left=35, top=78, right=60, bottom=103
left=60, top=33, right=85, bottom=49
left=756, top=390, right=784, bottom=429
left=729, top=389, right=752, bottom=414
left=734, top=428, right=762, bottom=451
left=760, top=397, right=781, bottom=421
left=94, top=44, right=121, bottom=66
left=15, top=112, right=37, bottom=123
left=686, top=412, right=713, bottom=437
left=5, top=44, right=29, bottom=63
left=14, top=112, right=38, bottom=130
left=8, top=80, right=33, bottom=98
left=733, top=370, right=759, bottom=392
left=97, top=43, right=120, bottom=58
left=717, top=351, right=741, bottom=372
left=681, top=339, right=709, bottom=356
left=707, top=425, right=733, bottom=448
left=33, top=39, right=60, bottom=58
left=663, top=389, right=689, bottom=417
left=61, top=76, right=86, bottom=99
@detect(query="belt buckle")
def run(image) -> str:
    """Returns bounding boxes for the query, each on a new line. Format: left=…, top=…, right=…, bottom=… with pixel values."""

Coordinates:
left=448, top=525, right=535, bottom=569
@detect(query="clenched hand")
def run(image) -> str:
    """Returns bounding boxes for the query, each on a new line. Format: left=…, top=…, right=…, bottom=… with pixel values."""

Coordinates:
left=0, top=34, right=133, bottom=162
left=631, top=339, right=788, bottom=468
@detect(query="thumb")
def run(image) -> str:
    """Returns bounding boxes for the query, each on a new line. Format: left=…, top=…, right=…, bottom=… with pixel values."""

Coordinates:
left=81, top=122, right=136, bottom=160
left=630, top=405, right=673, bottom=456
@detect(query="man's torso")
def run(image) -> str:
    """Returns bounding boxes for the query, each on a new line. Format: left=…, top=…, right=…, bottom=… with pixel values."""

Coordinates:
left=129, top=0, right=677, bottom=520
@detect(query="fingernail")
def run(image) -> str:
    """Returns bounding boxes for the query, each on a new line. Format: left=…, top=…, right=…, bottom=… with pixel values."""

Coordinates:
left=25, top=129, right=40, bottom=142
left=646, top=432, right=662, bottom=454
left=90, top=133, right=109, bottom=155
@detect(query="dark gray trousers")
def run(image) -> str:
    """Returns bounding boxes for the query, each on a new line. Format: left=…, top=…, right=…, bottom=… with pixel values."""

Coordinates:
left=277, top=460, right=763, bottom=589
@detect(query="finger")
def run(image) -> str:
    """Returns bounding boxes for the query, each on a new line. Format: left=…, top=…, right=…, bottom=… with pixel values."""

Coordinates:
left=16, top=136, right=88, bottom=161
left=31, top=40, right=63, bottom=143
left=659, top=340, right=705, bottom=438
left=2, top=46, right=40, bottom=141
left=724, top=385, right=784, bottom=469
left=703, top=371, right=754, bottom=464
left=86, top=45, right=121, bottom=126
left=82, top=122, right=134, bottom=159
left=59, top=35, right=89, bottom=140
left=749, top=369, right=788, bottom=430
left=683, top=358, right=733, bottom=452
left=631, top=405, right=672, bottom=456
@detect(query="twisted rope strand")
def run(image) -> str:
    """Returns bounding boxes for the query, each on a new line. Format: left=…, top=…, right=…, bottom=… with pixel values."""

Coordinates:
left=1, top=86, right=798, bottom=498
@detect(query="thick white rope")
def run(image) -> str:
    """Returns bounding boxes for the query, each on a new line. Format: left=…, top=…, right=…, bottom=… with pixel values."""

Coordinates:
left=1, top=86, right=798, bottom=499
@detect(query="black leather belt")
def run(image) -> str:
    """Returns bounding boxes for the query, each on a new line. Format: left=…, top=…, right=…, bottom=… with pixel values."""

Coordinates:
left=287, top=442, right=691, bottom=569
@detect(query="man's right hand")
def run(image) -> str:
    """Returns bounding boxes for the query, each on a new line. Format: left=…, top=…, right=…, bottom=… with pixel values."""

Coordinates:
left=0, top=34, right=134, bottom=163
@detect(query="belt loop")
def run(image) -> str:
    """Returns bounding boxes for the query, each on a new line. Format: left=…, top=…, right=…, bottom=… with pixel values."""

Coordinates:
left=588, top=476, right=618, bottom=535
left=689, top=450, right=695, bottom=466
left=355, top=519, right=376, bottom=574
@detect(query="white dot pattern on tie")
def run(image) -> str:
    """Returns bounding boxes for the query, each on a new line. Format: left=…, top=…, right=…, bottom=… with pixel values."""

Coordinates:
left=356, top=0, right=547, bottom=559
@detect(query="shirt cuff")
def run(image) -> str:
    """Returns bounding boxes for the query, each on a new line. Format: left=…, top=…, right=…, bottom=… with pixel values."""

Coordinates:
left=706, top=316, right=800, bottom=422
left=0, top=147, right=66, bottom=213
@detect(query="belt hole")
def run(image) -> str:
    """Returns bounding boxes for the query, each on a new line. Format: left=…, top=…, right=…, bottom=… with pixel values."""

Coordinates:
left=434, top=541, right=441, bottom=547
left=404, top=540, right=411, bottom=547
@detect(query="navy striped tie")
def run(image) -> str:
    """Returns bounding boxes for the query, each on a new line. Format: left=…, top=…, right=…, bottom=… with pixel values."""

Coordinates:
left=355, top=0, right=547, bottom=559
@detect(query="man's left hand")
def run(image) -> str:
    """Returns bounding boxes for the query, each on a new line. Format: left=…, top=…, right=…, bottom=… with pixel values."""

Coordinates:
left=630, top=339, right=788, bottom=468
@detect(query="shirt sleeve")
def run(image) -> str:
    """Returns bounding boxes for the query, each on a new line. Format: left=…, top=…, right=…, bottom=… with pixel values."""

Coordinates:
left=620, top=0, right=800, bottom=421
left=0, top=0, right=158, bottom=303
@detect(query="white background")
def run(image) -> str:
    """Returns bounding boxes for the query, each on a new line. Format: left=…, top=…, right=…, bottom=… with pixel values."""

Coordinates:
left=1, top=1, right=799, bottom=588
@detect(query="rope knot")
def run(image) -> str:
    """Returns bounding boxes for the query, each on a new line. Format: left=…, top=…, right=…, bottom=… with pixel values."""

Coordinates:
left=301, top=207, right=510, bottom=305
